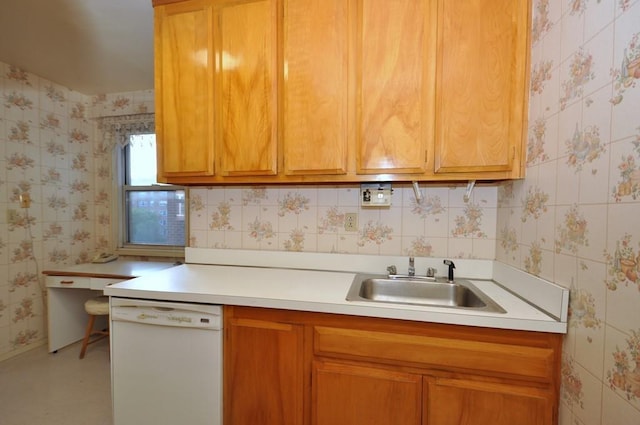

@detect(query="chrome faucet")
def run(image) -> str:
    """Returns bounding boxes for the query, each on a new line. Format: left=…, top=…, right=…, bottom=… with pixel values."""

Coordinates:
left=408, top=257, right=415, bottom=276
left=387, top=259, right=437, bottom=281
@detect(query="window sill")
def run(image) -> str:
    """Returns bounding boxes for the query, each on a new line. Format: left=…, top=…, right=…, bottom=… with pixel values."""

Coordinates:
left=115, top=247, right=185, bottom=260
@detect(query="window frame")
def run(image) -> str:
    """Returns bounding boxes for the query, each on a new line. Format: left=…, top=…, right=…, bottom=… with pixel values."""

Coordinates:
left=114, top=132, right=187, bottom=258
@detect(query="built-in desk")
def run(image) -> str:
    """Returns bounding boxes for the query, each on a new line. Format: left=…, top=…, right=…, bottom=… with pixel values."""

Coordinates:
left=43, top=261, right=176, bottom=352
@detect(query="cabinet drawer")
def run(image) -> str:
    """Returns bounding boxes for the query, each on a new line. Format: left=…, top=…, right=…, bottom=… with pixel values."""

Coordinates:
left=313, top=326, right=555, bottom=382
left=46, top=276, right=91, bottom=289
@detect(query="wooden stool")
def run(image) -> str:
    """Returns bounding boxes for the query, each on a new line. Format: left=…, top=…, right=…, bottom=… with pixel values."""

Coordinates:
left=79, top=296, right=110, bottom=359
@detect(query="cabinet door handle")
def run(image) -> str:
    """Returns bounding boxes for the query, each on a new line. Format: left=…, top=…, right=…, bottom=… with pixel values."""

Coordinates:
left=60, top=280, right=74, bottom=285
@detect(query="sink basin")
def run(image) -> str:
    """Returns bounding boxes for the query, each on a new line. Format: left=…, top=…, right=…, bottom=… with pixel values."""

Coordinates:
left=346, top=276, right=506, bottom=313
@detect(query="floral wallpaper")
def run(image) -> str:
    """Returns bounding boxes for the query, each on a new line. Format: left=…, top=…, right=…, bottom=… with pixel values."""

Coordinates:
left=0, top=61, right=153, bottom=361
left=0, top=1, right=639, bottom=423
left=498, top=1, right=640, bottom=423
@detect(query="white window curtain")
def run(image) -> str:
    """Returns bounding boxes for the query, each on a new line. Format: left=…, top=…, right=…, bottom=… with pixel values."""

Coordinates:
left=96, top=113, right=155, bottom=151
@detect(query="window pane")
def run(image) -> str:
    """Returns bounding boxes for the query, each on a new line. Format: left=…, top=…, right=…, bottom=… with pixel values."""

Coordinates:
left=126, top=190, right=185, bottom=245
left=128, top=134, right=158, bottom=185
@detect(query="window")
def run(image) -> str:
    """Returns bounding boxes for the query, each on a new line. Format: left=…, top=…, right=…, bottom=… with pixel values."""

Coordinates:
left=119, top=134, right=186, bottom=254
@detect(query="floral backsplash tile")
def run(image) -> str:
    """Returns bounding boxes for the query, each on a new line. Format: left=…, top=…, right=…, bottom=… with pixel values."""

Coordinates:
left=189, top=184, right=498, bottom=259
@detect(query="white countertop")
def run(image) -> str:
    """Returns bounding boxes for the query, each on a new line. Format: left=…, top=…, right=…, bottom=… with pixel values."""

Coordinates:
left=104, top=249, right=569, bottom=334
left=43, top=260, right=177, bottom=279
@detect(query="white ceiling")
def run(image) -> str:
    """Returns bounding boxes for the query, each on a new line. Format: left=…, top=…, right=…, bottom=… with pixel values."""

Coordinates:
left=0, top=0, right=154, bottom=95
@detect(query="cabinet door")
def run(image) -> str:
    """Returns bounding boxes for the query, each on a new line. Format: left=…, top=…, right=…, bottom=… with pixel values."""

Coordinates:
left=356, top=0, right=435, bottom=175
left=313, top=361, right=422, bottom=425
left=283, top=0, right=351, bottom=175
left=214, top=0, right=278, bottom=176
left=434, top=0, right=529, bottom=176
left=224, top=317, right=304, bottom=425
left=155, top=0, right=215, bottom=178
left=426, top=377, right=553, bottom=425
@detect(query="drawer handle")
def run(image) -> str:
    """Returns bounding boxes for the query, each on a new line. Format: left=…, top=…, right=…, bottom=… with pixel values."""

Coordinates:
left=60, top=280, right=75, bottom=285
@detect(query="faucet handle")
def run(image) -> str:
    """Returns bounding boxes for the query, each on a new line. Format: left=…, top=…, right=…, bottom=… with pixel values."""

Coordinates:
left=386, top=265, right=397, bottom=275
left=426, top=267, right=436, bottom=278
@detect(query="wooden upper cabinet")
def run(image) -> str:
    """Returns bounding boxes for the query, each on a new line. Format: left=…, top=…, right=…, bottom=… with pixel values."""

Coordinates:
left=153, top=0, right=531, bottom=183
left=356, top=0, right=435, bottom=174
left=214, top=0, right=278, bottom=176
left=434, top=0, right=530, bottom=177
left=282, top=0, right=351, bottom=176
left=155, top=0, right=215, bottom=178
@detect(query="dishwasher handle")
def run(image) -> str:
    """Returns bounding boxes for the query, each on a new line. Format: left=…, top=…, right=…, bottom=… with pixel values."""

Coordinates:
left=111, top=305, right=222, bottom=330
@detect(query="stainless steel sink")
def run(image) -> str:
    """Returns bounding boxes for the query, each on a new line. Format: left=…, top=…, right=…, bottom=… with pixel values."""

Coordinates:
left=346, top=275, right=506, bottom=313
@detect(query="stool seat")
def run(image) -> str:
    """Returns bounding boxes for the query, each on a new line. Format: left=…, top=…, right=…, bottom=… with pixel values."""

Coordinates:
left=79, top=296, right=110, bottom=359
left=85, top=296, right=109, bottom=315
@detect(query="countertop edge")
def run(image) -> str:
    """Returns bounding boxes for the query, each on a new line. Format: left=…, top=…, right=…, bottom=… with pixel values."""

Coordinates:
left=42, top=270, right=134, bottom=280
left=105, top=288, right=568, bottom=334
left=42, top=260, right=177, bottom=280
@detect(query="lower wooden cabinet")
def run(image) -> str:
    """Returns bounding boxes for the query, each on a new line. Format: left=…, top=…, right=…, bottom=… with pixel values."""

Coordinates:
left=224, top=306, right=562, bottom=425
left=426, top=377, right=553, bottom=425
left=224, top=315, right=304, bottom=425
left=313, top=361, right=422, bottom=425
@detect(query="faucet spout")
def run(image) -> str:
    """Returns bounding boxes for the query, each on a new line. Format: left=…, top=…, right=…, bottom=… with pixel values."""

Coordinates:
left=408, top=257, right=415, bottom=276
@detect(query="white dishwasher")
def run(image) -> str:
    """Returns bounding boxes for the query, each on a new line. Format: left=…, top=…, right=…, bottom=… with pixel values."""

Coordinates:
left=110, top=297, right=222, bottom=425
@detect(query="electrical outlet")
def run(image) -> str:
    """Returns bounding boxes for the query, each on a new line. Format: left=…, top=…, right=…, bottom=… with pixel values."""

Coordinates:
left=19, top=192, right=31, bottom=208
left=344, top=213, right=358, bottom=232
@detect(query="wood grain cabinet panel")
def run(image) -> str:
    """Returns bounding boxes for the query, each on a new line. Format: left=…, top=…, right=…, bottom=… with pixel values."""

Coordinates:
left=155, top=0, right=215, bottom=178
left=426, top=377, right=553, bottom=425
left=214, top=0, right=278, bottom=176
left=434, top=0, right=529, bottom=177
left=283, top=0, right=350, bottom=175
left=313, top=325, right=556, bottom=382
left=224, top=316, right=304, bottom=425
left=313, top=361, right=422, bottom=425
left=356, top=0, right=435, bottom=174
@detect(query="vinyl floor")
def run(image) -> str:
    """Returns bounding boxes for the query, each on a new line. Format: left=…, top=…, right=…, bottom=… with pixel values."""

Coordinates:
left=0, top=338, right=112, bottom=425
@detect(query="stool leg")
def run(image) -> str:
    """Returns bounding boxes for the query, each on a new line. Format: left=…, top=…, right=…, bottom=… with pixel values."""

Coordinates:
left=79, top=314, right=96, bottom=359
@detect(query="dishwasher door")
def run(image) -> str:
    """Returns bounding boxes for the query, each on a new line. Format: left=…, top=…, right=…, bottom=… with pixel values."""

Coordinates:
left=110, top=297, right=222, bottom=425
